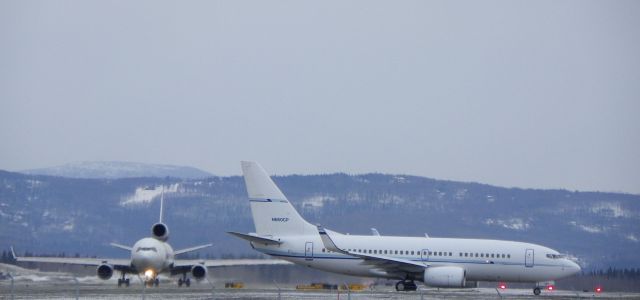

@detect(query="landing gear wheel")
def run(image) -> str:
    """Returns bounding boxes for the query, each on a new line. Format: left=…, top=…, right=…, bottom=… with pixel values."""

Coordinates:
left=118, top=272, right=128, bottom=287
left=154, top=278, right=160, bottom=287
left=178, top=278, right=183, bottom=287
left=533, top=287, right=541, bottom=295
left=395, top=280, right=416, bottom=291
left=185, top=278, right=191, bottom=287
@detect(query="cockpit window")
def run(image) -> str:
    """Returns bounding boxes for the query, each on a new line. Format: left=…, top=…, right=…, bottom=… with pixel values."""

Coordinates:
left=136, top=247, right=158, bottom=252
left=546, top=254, right=566, bottom=259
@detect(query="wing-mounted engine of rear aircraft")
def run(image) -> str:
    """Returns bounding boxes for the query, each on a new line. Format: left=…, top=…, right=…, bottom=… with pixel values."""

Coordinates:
left=190, top=264, right=207, bottom=280
left=151, top=222, right=169, bottom=241
left=97, top=264, right=114, bottom=280
left=423, top=266, right=466, bottom=288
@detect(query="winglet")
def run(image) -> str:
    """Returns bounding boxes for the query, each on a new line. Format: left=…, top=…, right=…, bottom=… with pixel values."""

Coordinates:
left=371, top=228, right=380, bottom=236
left=317, top=226, right=348, bottom=254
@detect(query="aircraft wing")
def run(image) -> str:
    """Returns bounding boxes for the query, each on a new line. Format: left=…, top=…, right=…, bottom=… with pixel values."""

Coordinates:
left=174, top=243, right=213, bottom=256
left=170, top=258, right=292, bottom=275
left=11, top=247, right=132, bottom=270
left=318, top=226, right=426, bottom=276
left=173, top=258, right=292, bottom=268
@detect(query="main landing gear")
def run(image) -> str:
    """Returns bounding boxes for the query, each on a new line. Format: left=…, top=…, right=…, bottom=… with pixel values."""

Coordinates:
left=178, top=273, right=191, bottom=287
left=117, top=272, right=130, bottom=287
left=395, top=280, right=417, bottom=291
left=533, top=287, right=541, bottom=296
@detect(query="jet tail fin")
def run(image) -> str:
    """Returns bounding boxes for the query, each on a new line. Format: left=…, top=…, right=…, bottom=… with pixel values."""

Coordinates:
left=240, top=161, right=316, bottom=236
left=159, top=187, right=165, bottom=223
left=10, top=246, right=17, bottom=260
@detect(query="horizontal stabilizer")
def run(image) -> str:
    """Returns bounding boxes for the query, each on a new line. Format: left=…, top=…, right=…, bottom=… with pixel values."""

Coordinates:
left=227, top=231, right=282, bottom=245
left=174, top=243, right=213, bottom=255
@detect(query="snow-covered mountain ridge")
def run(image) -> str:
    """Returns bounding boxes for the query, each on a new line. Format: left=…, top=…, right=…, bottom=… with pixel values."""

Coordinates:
left=21, top=161, right=213, bottom=179
left=0, top=170, right=638, bottom=269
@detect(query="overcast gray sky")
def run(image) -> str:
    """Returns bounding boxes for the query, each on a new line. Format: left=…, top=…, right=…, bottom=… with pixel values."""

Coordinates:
left=1, top=1, right=638, bottom=194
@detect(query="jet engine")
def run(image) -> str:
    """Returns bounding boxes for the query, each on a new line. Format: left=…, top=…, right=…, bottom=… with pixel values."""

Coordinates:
left=191, top=264, right=207, bottom=280
left=423, top=266, right=466, bottom=288
left=151, top=222, right=169, bottom=241
left=96, top=264, right=114, bottom=280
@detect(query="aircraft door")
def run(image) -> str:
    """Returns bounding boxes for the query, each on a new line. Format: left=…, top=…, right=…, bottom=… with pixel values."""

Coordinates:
left=525, top=249, right=534, bottom=267
left=420, top=249, right=430, bottom=263
left=305, top=242, right=314, bottom=261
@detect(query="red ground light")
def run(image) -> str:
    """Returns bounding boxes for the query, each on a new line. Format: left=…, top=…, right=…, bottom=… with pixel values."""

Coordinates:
left=547, top=285, right=555, bottom=291
left=498, top=283, right=507, bottom=289
left=595, top=286, right=603, bottom=293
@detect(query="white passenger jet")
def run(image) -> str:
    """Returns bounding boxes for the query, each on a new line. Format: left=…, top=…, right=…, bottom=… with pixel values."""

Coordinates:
left=13, top=189, right=289, bottom=287
left=229, top=161, right=581, bottom=295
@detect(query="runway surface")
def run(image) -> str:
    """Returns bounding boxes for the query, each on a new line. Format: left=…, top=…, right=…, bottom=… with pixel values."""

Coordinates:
left=2, top=282, right=639, bottom=300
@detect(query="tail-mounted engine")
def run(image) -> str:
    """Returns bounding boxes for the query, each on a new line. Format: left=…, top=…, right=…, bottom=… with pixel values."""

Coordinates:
left=191, top=264, right=207, bottom=280
left=96, top=264, right=114, bottom=280
left=151, top=222, right=169, bottom=241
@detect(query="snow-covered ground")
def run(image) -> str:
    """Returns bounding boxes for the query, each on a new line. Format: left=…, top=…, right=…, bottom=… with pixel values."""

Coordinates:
left=120, top=184, right=180, bottom=206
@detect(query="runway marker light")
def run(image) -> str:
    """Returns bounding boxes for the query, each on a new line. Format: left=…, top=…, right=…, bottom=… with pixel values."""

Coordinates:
left=499, top=283, right=507, bottom=289
left=595, top=286, right=603, bottom=293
